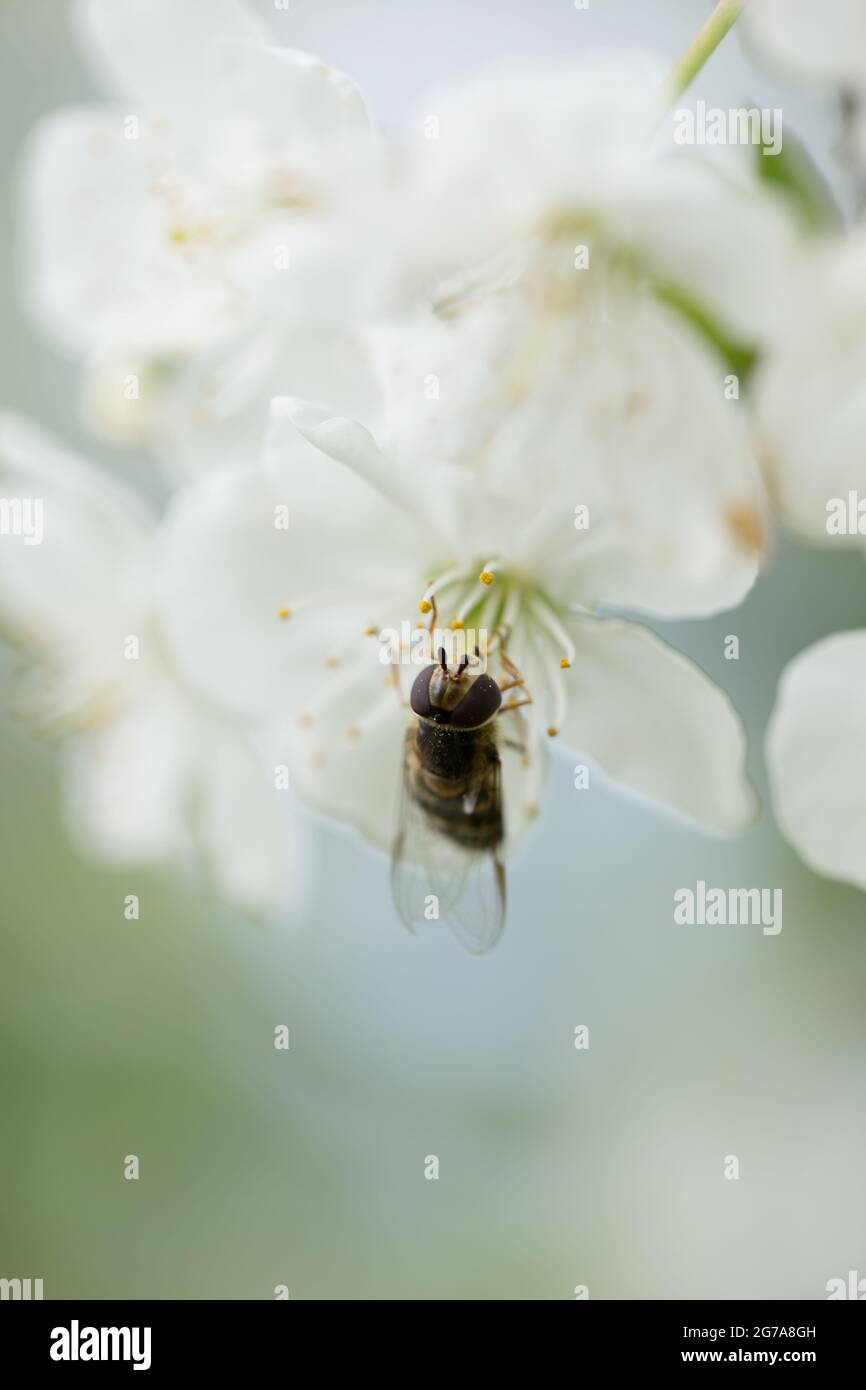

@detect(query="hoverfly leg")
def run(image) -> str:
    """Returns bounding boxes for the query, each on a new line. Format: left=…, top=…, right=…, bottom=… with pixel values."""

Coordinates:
left=499, top=647, right=524, bottom=688
left=486, top=622, right=513, bottom=655
left=500, top=694, right=533, bottom=714
left=493, top=633, right=533, bottom=705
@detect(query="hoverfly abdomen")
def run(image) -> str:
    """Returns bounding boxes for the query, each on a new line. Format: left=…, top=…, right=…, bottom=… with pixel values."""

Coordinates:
left=409, top=722, right=504, bottom=849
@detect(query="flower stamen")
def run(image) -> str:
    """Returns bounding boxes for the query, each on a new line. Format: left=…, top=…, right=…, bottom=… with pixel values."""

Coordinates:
left=530, top=596, right=576, bottom=667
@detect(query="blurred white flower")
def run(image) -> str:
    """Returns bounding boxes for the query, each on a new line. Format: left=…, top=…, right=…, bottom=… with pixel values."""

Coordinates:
left=745, top=0, right=866, bottom=87
left=379, top=56, right=793, bottom=350
left=139, top=56, right=786, bottom=857
left=745, top=0, right=866, bottom=168
left=363, top=59, right=791, bottom=623
left=767, top=632, right=866, bottom=891
left=7, top=37, right=781, bottom=886
left=754, top=229, right=866, bottom=542
left=18, top=0, right=379, bottom=471
left=0, top=413, right=308, bottom=913
left=757, top=224, right=866, bottom=889
left=154, top=322, right=763, bottom=855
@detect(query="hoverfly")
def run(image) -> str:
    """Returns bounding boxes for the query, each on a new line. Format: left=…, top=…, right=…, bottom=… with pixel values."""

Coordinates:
left=391, top=637, right=530, bottom=954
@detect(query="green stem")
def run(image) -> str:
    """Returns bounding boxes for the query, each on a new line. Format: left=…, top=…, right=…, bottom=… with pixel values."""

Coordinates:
left=664, top=0, right=748, bottom=104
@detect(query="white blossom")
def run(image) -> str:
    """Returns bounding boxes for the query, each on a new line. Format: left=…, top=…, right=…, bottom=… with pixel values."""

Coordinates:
left=18, top=0, right=379, bottom=472
left=155, top=329, right=763, bottom=855
left=768, top=632, right=866, bottom=891
left=0, top=413, right=308, bottom=913
left=745, top=0, right=866, bottom=169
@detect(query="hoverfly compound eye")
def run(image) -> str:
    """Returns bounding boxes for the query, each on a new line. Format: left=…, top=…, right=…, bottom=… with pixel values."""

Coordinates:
left=410, top=664, right=437, bottom=718
left=450, top=673, right=502, bottom=729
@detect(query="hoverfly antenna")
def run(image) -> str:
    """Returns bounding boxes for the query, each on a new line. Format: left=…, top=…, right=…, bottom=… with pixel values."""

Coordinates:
left=438, top=647, right=448, bottom=671
left=474, top=644, right=480, bottom=657
left=457, top=655, right=469, bottom=675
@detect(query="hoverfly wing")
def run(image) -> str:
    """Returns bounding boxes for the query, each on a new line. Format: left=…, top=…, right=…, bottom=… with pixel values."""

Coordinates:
left=390, top=731, right=465, bottom=931
left=391, top=730, right=505, bottom=954
left=443, top=750, right=505, bottom=955
left=443, top=850, right=506, bottom=954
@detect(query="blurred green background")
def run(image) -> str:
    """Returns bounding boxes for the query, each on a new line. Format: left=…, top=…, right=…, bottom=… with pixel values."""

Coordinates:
left=1, top=0, right=864, bottom=1299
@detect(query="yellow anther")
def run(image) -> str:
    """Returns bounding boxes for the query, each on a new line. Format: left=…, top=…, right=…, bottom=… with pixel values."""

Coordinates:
left=479, top=570, right=495, bottom=585
left=418, top=598, right=433, bottom=614
left=547, top=726, right=558, bottom=738
left=324, top=655, right=339, bottom=669
left=364, top=625, right=377, bottom=636
left=345, top=725, right=362, bottom=742
left=276, top=607, right=291, bottom=620
left=560, top=657, right=571, bottom=669
left=450, top=618, right=464, bottom=630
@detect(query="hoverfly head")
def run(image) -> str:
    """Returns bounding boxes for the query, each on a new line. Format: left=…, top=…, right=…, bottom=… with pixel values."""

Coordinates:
left=411, top=652, right=501, bottom=728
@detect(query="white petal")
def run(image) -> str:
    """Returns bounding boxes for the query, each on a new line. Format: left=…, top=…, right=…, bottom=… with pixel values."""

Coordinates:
left=744, top=0, right=866, bottom=86
left=19, top=107, right=250, bottom=358
left=558, top=616, right=757, bottom=832
left=62, top=687, right=194, bottom=864
left=63, top=682, right=308, bottom=913
left=386, top=54, right=664, bottom=299
left=264, top=395, right=441, bottom=572
left=154, top=324, right=385, bottom=478
left=203, top=41, right=371, bottom=155
left=607, top=156, right=795, bottom=345
left=767, top=631, right=866, bottom=889
left=389, top=294, right=765, bottom=618
left=196, top=723, right=313, bottom=914
left=754, top=234, right=866, bottom=542
left=0, top=413, right=153, bottom=705
left=280, top=680, right=405, bottom=855
left=499, top=714, right=550, bottom=857
left=537, top=296, right=766, bottom=618
left=273, top=396, right=386, bottom=483
left=78, top=1, right=370, bottom=160
left=159, top=452, right=422, bottom=721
